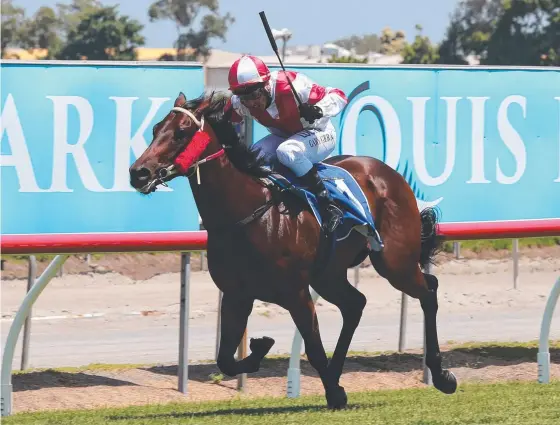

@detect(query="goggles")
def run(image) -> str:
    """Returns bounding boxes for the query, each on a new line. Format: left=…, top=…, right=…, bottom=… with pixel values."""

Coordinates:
left=234, top=84, right=267, bottom=102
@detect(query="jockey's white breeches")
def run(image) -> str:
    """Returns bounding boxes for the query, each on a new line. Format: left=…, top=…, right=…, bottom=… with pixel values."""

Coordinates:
left=253, top=121, right=337, bottom=177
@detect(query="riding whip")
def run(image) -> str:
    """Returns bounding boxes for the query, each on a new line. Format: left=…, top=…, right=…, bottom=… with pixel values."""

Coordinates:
left=259, top=11, right=303, bottom=107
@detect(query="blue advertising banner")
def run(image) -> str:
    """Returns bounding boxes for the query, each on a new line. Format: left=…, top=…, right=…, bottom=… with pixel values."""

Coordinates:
left=253, top=65, right=560, bottom=225
left=1, top=61, right=204, bottom=236
left=2, top=62, right=559, bottom=240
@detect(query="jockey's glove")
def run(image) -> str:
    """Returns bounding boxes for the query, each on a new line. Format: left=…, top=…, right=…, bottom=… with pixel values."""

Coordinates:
left=299, top=103, right=323, bottom=123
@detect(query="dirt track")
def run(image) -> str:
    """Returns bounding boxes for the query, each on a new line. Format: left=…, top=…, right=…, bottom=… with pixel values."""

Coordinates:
left=10, top=344, right=560, bottom=414
left=2, top=246, right=560, bottom=414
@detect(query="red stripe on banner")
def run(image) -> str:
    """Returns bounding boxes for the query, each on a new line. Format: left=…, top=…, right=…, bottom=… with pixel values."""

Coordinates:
left=1, top=232, right=209, bottom=255
left=437, top=219, right=560, bottom=240
left=2, top=220, right=559, bottom=254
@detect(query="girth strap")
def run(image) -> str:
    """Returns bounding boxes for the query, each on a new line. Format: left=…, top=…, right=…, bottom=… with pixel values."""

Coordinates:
left=235, top=199, right=275, bottom=227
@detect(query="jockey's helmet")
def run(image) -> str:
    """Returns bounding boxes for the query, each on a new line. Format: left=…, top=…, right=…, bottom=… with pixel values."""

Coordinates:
left=228, top=55, right=271, bottom=95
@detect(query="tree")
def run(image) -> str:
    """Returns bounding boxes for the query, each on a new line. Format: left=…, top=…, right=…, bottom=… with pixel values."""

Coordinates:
left=436, top=20, right=469, bottom=65
left=1, top=0, right=26, bottom=57
left=401, top=25, right=439, bottom=64
left=3, top=0, right=115, bottom=59
left=148, top=0, right=234, bottom=61
left=56, top=5, right=145, bottom=60
left=379, top=27, right=406, bottom=55
left=18, top=6, right=63, bottom=57
left=56, top=0, right=103, bottom=35
left=437, top=0, right=559, bottom=66
left=327, top=55, right=367, bottom=64
left=437, top=0, right=503, bottom=64
left=332, top=34, right=381, bottom=54
left=485, top=0, right=559, bottom=66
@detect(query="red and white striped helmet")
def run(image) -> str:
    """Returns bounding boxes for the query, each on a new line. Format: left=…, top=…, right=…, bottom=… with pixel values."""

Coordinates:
left=228, top=55, right=271, bottom=93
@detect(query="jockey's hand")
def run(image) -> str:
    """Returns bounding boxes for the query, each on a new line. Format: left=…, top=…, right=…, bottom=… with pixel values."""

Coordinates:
left=299, top=103, right=323, bottom=123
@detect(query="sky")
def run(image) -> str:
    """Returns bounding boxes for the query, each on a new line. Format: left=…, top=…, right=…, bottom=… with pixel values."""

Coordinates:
left=17, top=0, right=462, bottom=54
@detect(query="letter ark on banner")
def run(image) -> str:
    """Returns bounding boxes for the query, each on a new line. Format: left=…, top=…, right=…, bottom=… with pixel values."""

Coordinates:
left=1, top=61, right=204, bottom=236
left=252, top=65, right=560, bottom=226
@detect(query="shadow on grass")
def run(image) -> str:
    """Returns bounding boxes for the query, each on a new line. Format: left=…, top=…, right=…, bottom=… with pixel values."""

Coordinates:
left=13, top=344, right=558, bottom=392
left=146, top=344, right=559, bottom=381
left=13, top=370, right=134, bottom=391
left=105, top=402, right=377, bottom=421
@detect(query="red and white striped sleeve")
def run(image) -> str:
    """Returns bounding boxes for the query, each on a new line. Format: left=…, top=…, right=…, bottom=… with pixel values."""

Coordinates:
left=291, top=72, right=348, bottom=117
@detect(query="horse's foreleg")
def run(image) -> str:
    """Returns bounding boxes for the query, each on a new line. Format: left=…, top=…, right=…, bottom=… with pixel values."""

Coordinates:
left=286, top=288, right=347, bottom=409
left=311, top=277, right=366, bottom=386
left=216, top=293, right=275, bottom=377
left=420, top=272, right=458, bottom=394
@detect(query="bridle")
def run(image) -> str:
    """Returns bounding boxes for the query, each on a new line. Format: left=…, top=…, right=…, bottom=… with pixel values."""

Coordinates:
left=156, top=106, right=225, bottom=186
left=159, top=104, right=276, bottom=230
left=171, top=106, right=202, bottom=127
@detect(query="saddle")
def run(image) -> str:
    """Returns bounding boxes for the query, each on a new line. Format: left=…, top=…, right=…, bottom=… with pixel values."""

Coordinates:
left=260, top=160, right=383, bottom=252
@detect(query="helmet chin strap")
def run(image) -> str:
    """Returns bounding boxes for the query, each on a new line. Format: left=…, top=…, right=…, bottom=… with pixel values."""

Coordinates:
left=263, top=83, right=273, bottom=108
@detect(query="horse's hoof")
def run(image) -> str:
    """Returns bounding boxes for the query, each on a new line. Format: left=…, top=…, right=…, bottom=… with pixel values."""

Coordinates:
left=250, top=337, right=275, bottom=358
left=326, top=385, right=348, bottom=410
left=433, top=370, right=458, bottom=394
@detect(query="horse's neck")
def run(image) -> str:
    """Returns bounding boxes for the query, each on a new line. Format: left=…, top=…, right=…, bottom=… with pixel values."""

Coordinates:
left=189, top=140, right=268, bottom=231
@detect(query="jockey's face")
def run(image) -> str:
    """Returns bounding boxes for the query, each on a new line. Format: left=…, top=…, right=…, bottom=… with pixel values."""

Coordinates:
left=237, top=84, right=270, bottom=110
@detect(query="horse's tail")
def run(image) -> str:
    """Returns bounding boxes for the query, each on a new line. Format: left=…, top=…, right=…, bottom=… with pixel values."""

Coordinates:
left=419, top=206, right=444, bottom=272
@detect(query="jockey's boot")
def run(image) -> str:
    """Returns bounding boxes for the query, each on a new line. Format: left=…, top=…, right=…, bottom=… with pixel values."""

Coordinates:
left=300, top=165, right=343, bottom=234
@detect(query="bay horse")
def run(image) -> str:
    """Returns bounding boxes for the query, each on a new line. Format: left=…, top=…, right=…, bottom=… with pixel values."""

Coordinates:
left=129, top=91, right=457, bottom=409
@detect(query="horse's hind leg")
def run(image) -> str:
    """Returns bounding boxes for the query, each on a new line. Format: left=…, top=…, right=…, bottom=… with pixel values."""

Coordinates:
left=216, top=292, right=275, bottom=377
left=420, top=271, right=457, bottom=394
left=371, top=255, right=457, bottom=394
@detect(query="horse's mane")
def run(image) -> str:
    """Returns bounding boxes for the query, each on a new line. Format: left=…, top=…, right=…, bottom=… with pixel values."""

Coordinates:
left=186, top=91, right=271, bottom=178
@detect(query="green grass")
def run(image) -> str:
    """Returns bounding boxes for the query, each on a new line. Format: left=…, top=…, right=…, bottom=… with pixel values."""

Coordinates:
left=6, top=341, right=560, bottom=424
left=446, top=339, right=560, bottom=352
left=5, top=381, right=560, bottom=425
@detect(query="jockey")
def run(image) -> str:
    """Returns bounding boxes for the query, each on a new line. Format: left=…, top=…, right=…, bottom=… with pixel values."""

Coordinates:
left=224, top=54, right=347, bottom=234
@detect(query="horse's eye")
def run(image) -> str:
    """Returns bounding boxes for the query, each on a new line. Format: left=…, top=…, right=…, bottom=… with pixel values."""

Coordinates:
left=174, top=128, right=189, bottom=140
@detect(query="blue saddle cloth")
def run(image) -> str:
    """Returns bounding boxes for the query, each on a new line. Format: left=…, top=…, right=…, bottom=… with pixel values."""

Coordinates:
left=266, top=163, right=378, bottom=242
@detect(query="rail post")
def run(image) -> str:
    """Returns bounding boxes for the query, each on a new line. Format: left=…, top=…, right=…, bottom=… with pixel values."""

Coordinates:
left=537, top=277, right=560, bottom=383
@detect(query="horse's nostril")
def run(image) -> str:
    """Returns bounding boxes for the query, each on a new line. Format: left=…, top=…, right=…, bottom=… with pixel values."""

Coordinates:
left=130, top=167, right=151, bottom=187
left=136, top=167, right=151, bottom=181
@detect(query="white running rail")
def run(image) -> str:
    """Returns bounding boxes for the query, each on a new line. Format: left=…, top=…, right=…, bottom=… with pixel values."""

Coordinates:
left=538, top=277, right=560, bottom=384
left=1, top=255, right=69, bottom=417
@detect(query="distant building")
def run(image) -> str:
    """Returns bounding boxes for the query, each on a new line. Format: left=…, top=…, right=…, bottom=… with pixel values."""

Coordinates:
left=2, top=44, right=406, bottom=65
left=205, top=43, right=404, bottom=67
left=2, top=48, right=49, bottom=60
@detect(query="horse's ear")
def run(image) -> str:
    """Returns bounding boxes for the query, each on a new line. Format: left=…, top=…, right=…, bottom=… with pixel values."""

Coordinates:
left=174, top=92, right=187, bottom=107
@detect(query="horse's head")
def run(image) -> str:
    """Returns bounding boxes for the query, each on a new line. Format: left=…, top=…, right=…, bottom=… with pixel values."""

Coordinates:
left=129, top=92, right=212, bottom=194
left=130, top=90, right=272, bottom=195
